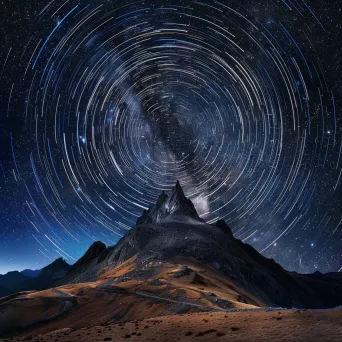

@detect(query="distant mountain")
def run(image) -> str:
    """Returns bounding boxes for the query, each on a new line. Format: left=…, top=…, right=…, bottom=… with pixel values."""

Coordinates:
left=57, top=181, right=342, bottom=309
left=0, top=258, right=71, bottom=298
left=0, top=272, right=30, bottom=297
left=20, top=269, right=41, bottom=278
left=26, top=258, right=71, bottom=289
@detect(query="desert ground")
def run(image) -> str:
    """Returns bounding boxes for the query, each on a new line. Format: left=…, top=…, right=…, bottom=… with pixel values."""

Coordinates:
left=1, top=257, right=342, bottom=341
left=1, top=309, right=342, bottom=342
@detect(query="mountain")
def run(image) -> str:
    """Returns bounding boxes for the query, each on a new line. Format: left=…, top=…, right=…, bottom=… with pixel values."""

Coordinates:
left=28, top=258, right=71, bottom=288
left=57, top=241, right=106, bottom=284
left=56, top=182, right=342, bottom=309
left=20, top=269, right=41, bottom=278
left=0, top=258, right=71, bottom=298
left=2, top=182, right=342, bottom=337
left=0, top=271, right=30, bottom=297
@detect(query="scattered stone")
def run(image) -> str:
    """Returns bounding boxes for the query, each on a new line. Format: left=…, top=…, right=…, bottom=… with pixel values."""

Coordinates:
left=204, top=329, right=217, bottom=334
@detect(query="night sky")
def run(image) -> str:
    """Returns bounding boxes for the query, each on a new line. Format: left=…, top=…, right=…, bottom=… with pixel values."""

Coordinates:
left=0, top=0, right=341, bottom=275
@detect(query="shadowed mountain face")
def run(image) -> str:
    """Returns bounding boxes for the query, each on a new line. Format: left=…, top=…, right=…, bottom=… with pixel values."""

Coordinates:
left=0, top=272, right=30, bottom=298
left=57, top=182, right=342, bottom=310
left=20, top=269, right=41, bottom=278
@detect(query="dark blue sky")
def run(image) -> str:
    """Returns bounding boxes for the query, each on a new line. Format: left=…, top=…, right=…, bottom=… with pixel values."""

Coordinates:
left=0, top=0, right=341, bottom=275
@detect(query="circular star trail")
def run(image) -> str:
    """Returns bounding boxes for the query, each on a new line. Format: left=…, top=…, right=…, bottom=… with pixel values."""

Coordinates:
left=1, top=0, right=341, bottom=273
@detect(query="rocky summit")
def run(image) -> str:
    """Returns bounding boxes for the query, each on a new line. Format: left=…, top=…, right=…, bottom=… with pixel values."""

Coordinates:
left=136, top=181, right=203, bottom=225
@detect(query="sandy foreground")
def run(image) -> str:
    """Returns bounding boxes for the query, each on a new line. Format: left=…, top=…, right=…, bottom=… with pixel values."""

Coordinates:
left=2, top=309, right=342, bottom=342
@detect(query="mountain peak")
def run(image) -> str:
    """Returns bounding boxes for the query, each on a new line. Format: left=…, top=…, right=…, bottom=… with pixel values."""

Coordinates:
left=215, top=220, right=234, bottom=238
left=170, top=180, right=187, bottom=201
left=41, top=257, right=70, bottom=271
left=36, top=258, right=71, bottom=281
left=73, top=241, right=107, bottom=267
left=167, top=181, right=201, bottom=219
left=55, top=257, right=65, bottom=263
left=136, top=181, right=203, bottom=225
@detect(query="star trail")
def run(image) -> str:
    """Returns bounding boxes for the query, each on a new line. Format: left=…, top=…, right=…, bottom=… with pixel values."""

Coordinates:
left=0, top=0, right=341, bottom=274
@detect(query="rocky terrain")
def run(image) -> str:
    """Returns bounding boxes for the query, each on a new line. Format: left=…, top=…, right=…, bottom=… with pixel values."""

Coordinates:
left=2, top=309, right=342, bottom=342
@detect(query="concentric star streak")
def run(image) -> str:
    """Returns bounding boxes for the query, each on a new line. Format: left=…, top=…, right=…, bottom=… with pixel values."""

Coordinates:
left=1, top=0, right=341, bottom=274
